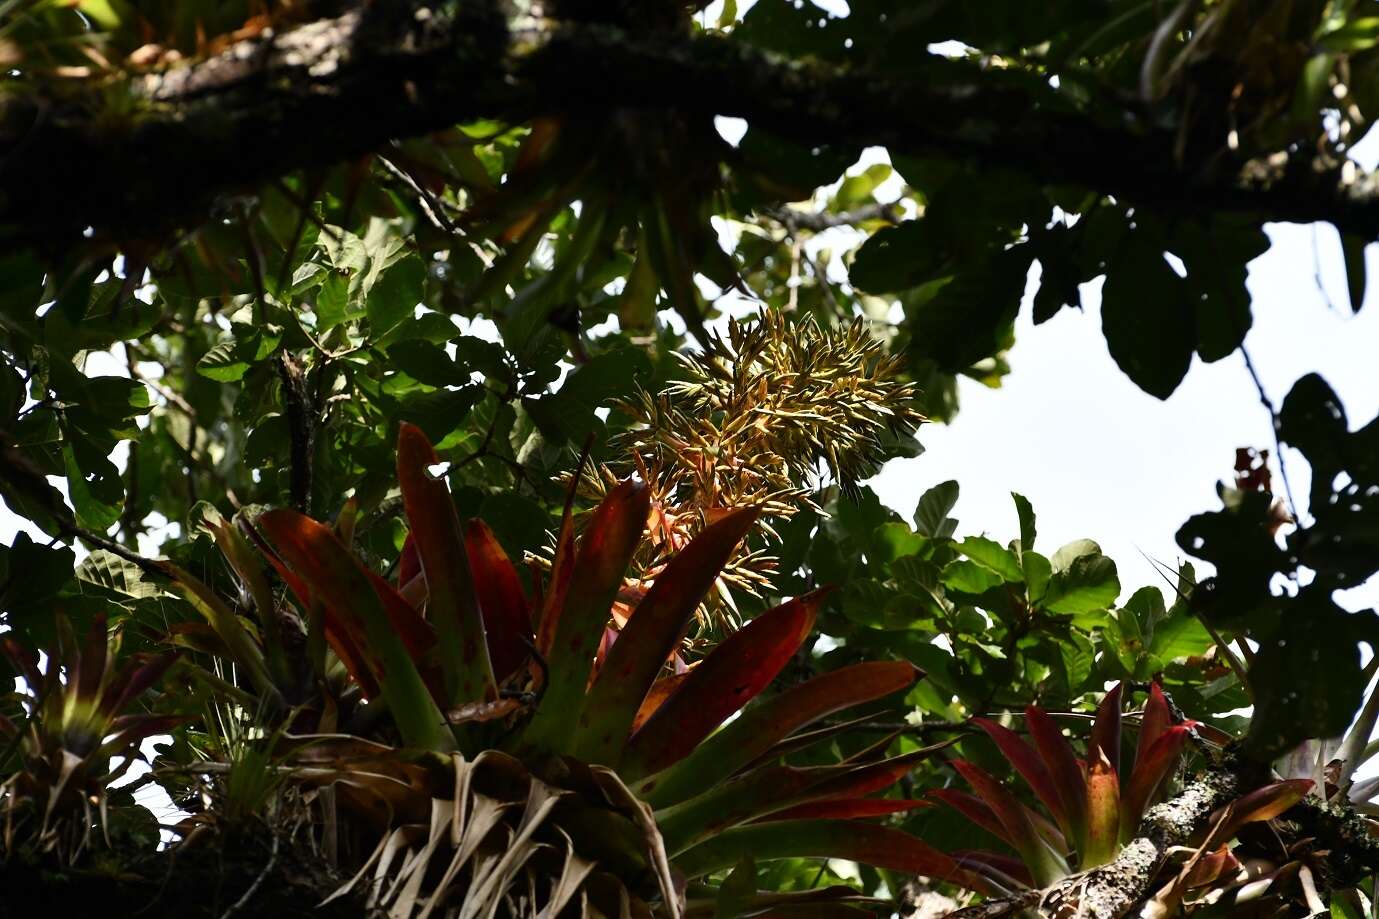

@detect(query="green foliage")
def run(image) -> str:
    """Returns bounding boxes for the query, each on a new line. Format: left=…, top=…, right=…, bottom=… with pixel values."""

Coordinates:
left=1, top=0, right=1378, bottom=914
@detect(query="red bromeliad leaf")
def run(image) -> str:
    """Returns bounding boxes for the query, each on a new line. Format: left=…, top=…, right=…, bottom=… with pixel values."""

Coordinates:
left=621, top=589, right=826, bottom=781
left=1136, top=683, right=1174, bottom=767
left=952, top=761, right=1069, bottom=886
left=1089, top=682, right=1124, bottom=776
left=535, top=479, right=579, bottom=657
left=462, top=519, right=534, bottom=683
left=397, top=533, right=421, bottom=587
left=973, top=717, right=1070, bottom=839
left=657, top=763, right=855, bottom=854
left=105, top=651, right=179, bottom=718
left=76, top=612, right=108, bottom=708
left=396, top=422, right=496, bottom=706
left=929, top=788, right=1008, bottom=842
left=1184, top=846, right=1240, bottom=889
left=952, top=850, right=1035, bottom=890
left=763, top=798, right=931, bottom=821
left=673, top=819, right=997, bottom=894
left=1207, top=778, right=1313, bottom=847
left=575, top=506, right=759, bottom=767
left=1121, top=724, right=1192, bottom=838
left=362, top=567, right=446, bottom=699
left=638, top=657, right=917, bottom=808
left=1025, top=705, right=1088, bottom=854
left=257, top=509, right=452, bottom=751
left=631, top=672, right=692, bottom=734
left=523, top=479, right=650, bottom=755
left=256, top=524, right=380, bottom=697
left=1083, top=750, right=1121, bottom=868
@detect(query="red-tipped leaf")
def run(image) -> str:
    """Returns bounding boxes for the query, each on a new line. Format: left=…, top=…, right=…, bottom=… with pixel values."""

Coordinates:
left=973, top=717, right=1070, bottom=839
left=953, top=760, right=1069, bottom=886
left=621, top=589, right=826, bottom=780
left=673, top=819, right=997, bottom=893
left=1121, top=724, right=1192, bottom=836
left=1089, top=682, right=1124, bottom=775
left=397, top=533, right=421, bottom=587
left=639, top=656, right=916, bottom=807
left=764, top=798, right=931, bottom=821
left=1025, top=705, right=1088, bottom=854
left=396, top=422, right=495, bottom=705
left=1206, top=778, right=1313, bottom=847
left=576, top=505, right=759, bottom=766
left=523, top=479, right=649, bottom=754
left=1135, top=683, right=1173, bottom=767
left=929, top=789, right=1008, bottom=842
left=257, top=508, right=451, bottom=751
left=1082, top=749, right=1121, bottom=868
left=462, top=519, right=534, bottom=682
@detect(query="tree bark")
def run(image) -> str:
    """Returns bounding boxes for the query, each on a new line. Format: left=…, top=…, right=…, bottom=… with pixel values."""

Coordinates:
left=6, top=0, right=1379, bottom=249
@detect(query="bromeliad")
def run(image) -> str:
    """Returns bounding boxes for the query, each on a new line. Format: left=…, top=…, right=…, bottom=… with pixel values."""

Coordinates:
left=221, top=423, right=980, bottom=916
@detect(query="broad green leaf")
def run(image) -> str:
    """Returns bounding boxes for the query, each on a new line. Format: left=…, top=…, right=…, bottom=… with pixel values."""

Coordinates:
left=941, top=559, right=1002, bottom=595
left=1051, top=538, right=1101, bottom=573
left=914, top=480, right=959, bottom=538
left=1101, top=244, right=1194, bottom=399
left=957, top=536, right=1023, bottom=582
left=1045, top=554, right=1120, bottom=615
left=1013, top=491, right=1036, bottom=552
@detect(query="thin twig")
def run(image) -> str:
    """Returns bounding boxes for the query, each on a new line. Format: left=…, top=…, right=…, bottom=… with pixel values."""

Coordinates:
left=1239, top=345, right=1302, bottom=524
left=219, top=832, right=279, bottom=919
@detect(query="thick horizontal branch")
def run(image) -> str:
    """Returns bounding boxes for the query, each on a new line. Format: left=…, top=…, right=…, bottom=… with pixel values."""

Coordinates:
left=5, top=1, right=1379, bottom=248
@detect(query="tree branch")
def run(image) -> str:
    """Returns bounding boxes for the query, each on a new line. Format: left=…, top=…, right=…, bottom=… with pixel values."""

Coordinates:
left=8, top=2, right=1379, bottom=248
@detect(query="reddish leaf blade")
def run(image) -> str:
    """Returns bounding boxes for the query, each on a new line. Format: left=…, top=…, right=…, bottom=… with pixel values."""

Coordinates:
left=1089, top=682, right=1124, bottom=775
left=1025, top=705, right=1088, bottom=854
left=76, top=612, right=109, bottom=708
left=462, top=519, right=534, bottom=682
left=929, top=788, right=1008, bottom=843
left=1082, top=750, right=1121, bottom=868
left=524, top=479, right=649, bottom=754
left=1184, top=846, right=1239, bottom=889
left=974, top=717, right=1070, bottom=839
left=1135, top=683, right=1173, bottom=768
left=621, top=589, right=826, bottom=781
left=764, top=798, right=931, bottom=821
left=952, top=850, right=1035, bottom=891
left=638, top=657, right=916, bottom=808
left=259, top=546, right=379, bottom=697
left=663, top=747, right=941, bottom=854
left=397, top=533, right=421, bottom=587
left=257, top=508, right=451, bottom=751
left=396, top=422, right=495, bottom=706
left=632, top=672, right=691, bottom=734
left=953, top=760, right=1069, bottom=886
left=1207, top=778, right=1313, bottom=847
left=576, top=506, right=759, bottom=766
left=673, top=819, right=996, bottom=894
left=106, top=651, right=179, bottom=718
left=1121, top=724, right=1191, bottom=836
left=535, top=476, right=580, bottom=656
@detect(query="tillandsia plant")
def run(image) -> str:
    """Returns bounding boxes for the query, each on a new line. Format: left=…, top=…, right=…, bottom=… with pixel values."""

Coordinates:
left=930, top=682, right=1317, bottom=916
left=155, top=422, right=980, bottom=917
left=0, top=614, right=178, bottom=865
left=593, top=311, right=924, bottom=629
